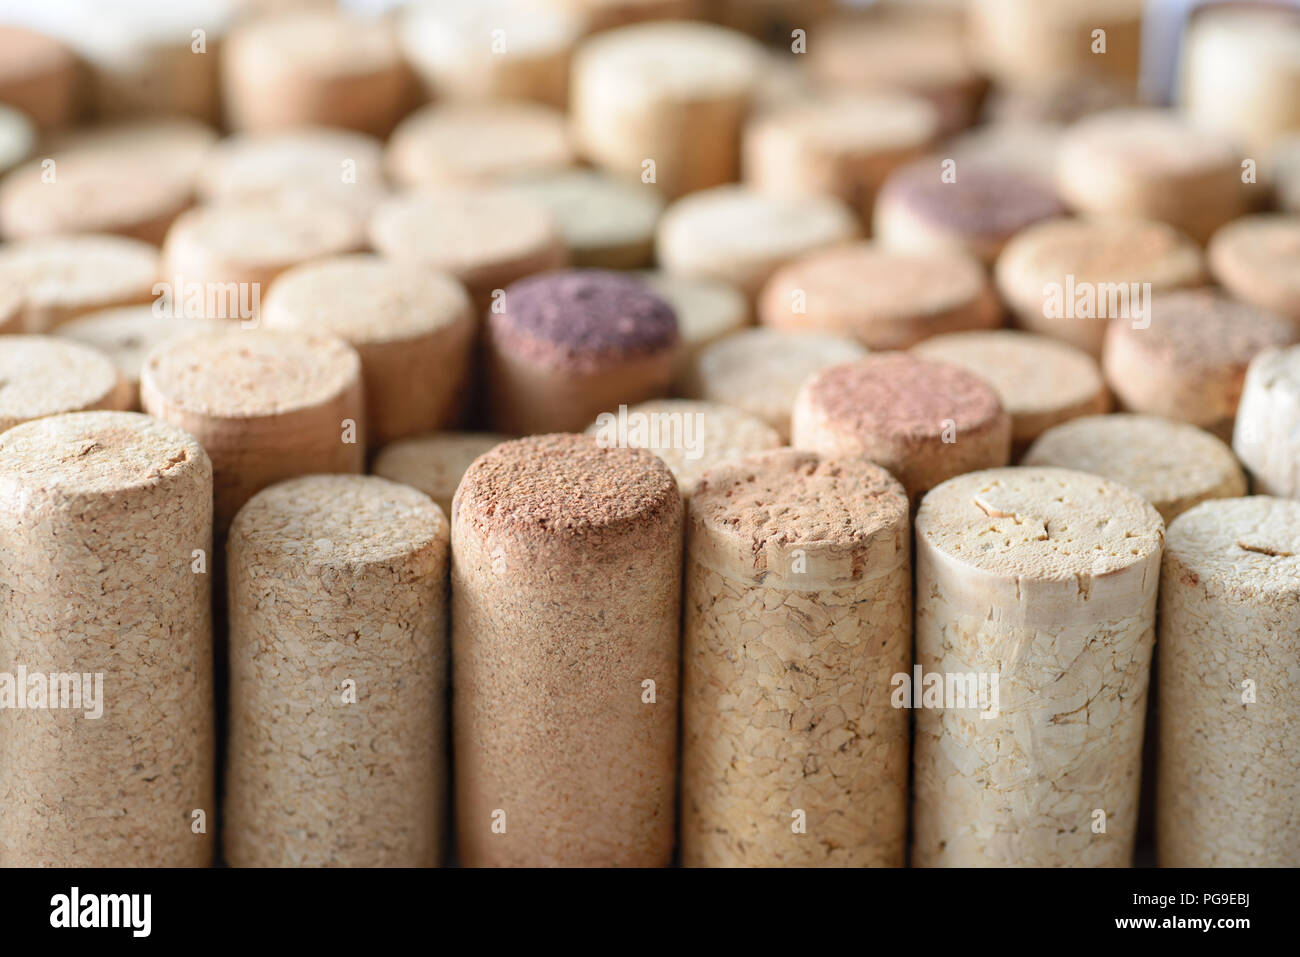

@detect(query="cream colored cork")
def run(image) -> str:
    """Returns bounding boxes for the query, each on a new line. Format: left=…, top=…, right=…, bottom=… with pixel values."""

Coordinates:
left=913, top=329, right=1110, bottom=456
left=0, top=105, right=35, bottom=177
left=681, top=449, right=911, bottom=866
left=0, top=280, right=23, bottom=335
left=657, top=185, right=859, bottom=300
left=0, top=335, right=130, bottom=432
left=1157, top=496, right=1300, bottom=867
left=679, top=328, right=865, bottom=441
left=452, top=434, right=682, bottom=867
left=634, top=270, right=749, bottom=384
left=263, top=254, right=474, bottom=447
left=563, top=0, right=697, bottom=31
left=571, top=21, right=764, bottom=199
left=1276, top=134, right=1300, bottom=215
left=1023, top=414, right=1247, bottom=525
left=757, top=242, right=1001, bottom=351
left=0, top=25, right=79, bottom=129
left=372, top=431, right=508, bottom=518
left=0, top=411, right=214, bottom=866
left=1233, top=345, right=1300, bottom=498
left=912, top=466, right=1164, bottom=867
left=224, top=474, right=450, bottom=867
left=792, top=354, right=1011, bottom=505
left=1102, top=290, right=1298, bottom=439
left=1208, top=214, right=1300, bottom=326
left=140, top=328, right=365, bottom=536
left=995, top=216, right=1205, bottom=357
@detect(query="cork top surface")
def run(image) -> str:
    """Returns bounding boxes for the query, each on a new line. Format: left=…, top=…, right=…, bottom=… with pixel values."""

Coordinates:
left=1239, top=344, right=1300, bottom=395
left=504, top=169, right=664, bottom=249
left=55, top=307, right=228, bottom=386
left=812, top=14, right=977, bottom=89
left=164, top=197, right=363, bottom=268
left=197, top=127, right=387, bottom=201
left=0, top=105, right=33, bottom=173
left=754, top=93, right=939, bottom=152
left=229, top=9, right=403, bottom=73
left=372, top=431, right=508, bottom=502
left=1059, top=108, right=1239, bottom=174
left=0, top=234, right=159, bottom=308
left=1108, top=289, right=1297, bottom=366
left=878, top=159, right=1065, bottom=236
left=1209, top=214, right=1300, bottom=289
left=387, top=103, right=574, bottom=185
left=0, top=335, right=123, bottom=424
left=575, top=21, right=764, bottom=99
left=141, top=328, right=361, bottom=418
left=997, top=216, right=1204, bottom=288
left=916, top=466, right=1164, bottom=580
left=1166, top=496, right=1300, bottom=595
left=635, top=271, right=747, bottom=348
left=400, top=0, right=581, bottom=58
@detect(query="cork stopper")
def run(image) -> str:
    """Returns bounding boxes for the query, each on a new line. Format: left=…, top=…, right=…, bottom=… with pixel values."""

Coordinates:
left=1059, top=107, right=1241, bottom=178
left=572, top=20, right=763, bottom=101
left=0, top=278, right=22, bottom=333
left=746, top=91, right=940, bottom=160
left=1166, top=496, right=1300, bottom=598
left=0, top=335, right=130, bottom=432
left=1208, top=214, right=1300, bottom=324
left=1232, top=344, right=1300, bottom=497
left=635, top=271, right=748, bottom=372
left=0, top=104, right=33, bottom=175
left=372, top=431, right=508, bottom=516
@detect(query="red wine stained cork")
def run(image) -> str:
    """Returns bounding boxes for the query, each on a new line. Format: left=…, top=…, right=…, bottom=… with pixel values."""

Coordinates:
left=913, top=329, right=1110, bottom=456
left=0, top=335, right=130, bottom=432
left=874, top=158, right=1066, bottom=265
left=679, top=328, right=865, bottom=440
left=1102, top=290, right=1298, bottom=439
left=1023, top=414, right=1247, bottom=524
left=635, top=270, right=749, bottom=383
left=221, top=9, right=415, bottom=137
left=571, top=21, right=764, bottom=199
left=995, top=216, right=1206, bottom=357
left=1208, top=214, right=1300, bottom=327
left=0, top=105, right=35, bottom=177
left=945, top=121, right=1063, bottom=190
left=1234, top=345, right=1300, bottom=498
left=913, top=465, right=1164, bottom=867
left=681, top=449, right=910, bottom=866
left=140, top=328, right=365, bottom=537
left=1157, top=496, right=1300, bottom=867
left=372, top=431, right=508, bottom=518
left=224, top=474, right=449, bottom=867
left=452, top=434, right=682, bottom=867
left=485, top=269, right=679, bottom=434
left=792, top=353, right=1011, bottom=505
left=757, top=242, right=1001, bottom=350
left=0, top=411, right=214, bottom=866
left=263, top=254, right=474, bottom=446
left=0, top=25, right=79, bottom=129
left=657, top=185, right=859, bottom=300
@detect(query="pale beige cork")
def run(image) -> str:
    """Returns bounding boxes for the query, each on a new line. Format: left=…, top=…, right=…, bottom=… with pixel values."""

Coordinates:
left=1207, top=214, right=1300, bottom=326
left=224, top=474, right=449, bottom=867
left=681, top=449, right=911, bottom=867
left=912, top=466, right=1164, bottom=867
left=0, top=105, right=35, bottom=177
left=571, top=21, right=764, bottom=199
left=562, top=0, right=697, bottom=32
left=994, top=216, right=1206, bottom=357
left=678, top=328, right=865, bottom=441
left=585, top=398, right=782, bottom=498
left=372, top=431, right=508, bottom=517
left=0, top=25, right=80, bottom=129
left=657, top=185, right=859, bottom=301
left=914, top=329, right=1110, bottom=456
left=1157, top=496, right=1300, bottom=867
left=262, top=254, right=474, bottom=447
left=452, top=434, right=682, bottom=867
left=139, top=328, right=365, bottom=537
left=792, top=354, right=1012, bottom=506
left=1102, top=290, right=1298, bottom=439
left=1276, top=134, right=1300, bottom=214
left=1233, top=345, right=1300, bottom=498
left=0, top=335, right=131, bottom=433
left=1023, top=414, right=1247, bottom=525
left=0, top=279, right=22, bottom=335
left=634, top=270, right=749, bottom=385
left=757, top=242, right=1001, bottom=351
left=0, top=411, right=214, bottom=866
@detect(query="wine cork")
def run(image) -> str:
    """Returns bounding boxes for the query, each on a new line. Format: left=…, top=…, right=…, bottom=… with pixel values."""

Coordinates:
left=634, top=270, right=749, bottom=384
left=657, top=185, right=859, bottom=300
left=0, top=411, right=214, bottom=866
left=874, top=158, right=1066, bottom=265
left=140, top=328, right=365, bottom=537
left=263, top=254, right=474, bottom=446
left=571, top=21, right=764, bottom=199
left=221, top=9, right=415, bottom=137
left=944, top=121, right=1064, bottom=189
left=1055, top=108, right=1257, bottom=244
left=913, top=466, right=1164, bottom=867
left=0, top=234, right=160, bottom=332
left=1102, top=290, right=1298, bottom=439
left=792, top=354, right=1012, bottom=505
left=757, top=242, right=1001, bottom=351
left=1157, top=496, right=1300, bottom=867
left=386, top=102, right=574, bottom=189
left=0, top=280, right=21, bottom=335
left=452, top=434, right=682, bottom=867
left=558, top=0, right=696, bottom=32
left=1207, top=214, right=1300, bottom=326
left=984, top=76, right=1135, bottom=127
left=681, top=449, right=910, bottom=867
left=586, top=398, right=781, bottom=498
left=224, top=474, right=449, bottom=867
left=995, top=217, right=1206, bottom=357
left=679, top=328, right=865, bottom=441
left=913, top=329, right=1110, bottom=456
left=1233, top=345, right=1300, bottom=498
left=485, top=270, right=679, bottom=434
left=1023, top=414, right=1247, bottom=525
left=0, top=25, right=79, bottom=129
left=0, top=104, right=35, bottom=176
left=0, top=335, right=130, bottom=432
left=372, top=431, right=508, bottom=517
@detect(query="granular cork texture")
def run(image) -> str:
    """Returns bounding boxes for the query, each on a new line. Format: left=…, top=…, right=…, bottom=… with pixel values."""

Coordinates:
left=0, top=411, right=214, bottom=866
left=224, top=475, right=449, bottom=867
left=682, top=450, right=911, bottom=866
left=1157, top=496, right=1300, bottom=866
left=1208, top=214, right=1300, bottom=325
left=372, top=431, right=508, bottom=517
left=912, top=467, right=1164, bottom=867
left=452, top=434, right=682, bottom=866
left=1233, top=345, right=1300, bottom=497
left=0, top=335, right=131, bottom=432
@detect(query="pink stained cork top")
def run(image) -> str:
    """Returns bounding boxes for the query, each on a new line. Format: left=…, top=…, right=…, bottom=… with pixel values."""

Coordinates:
left=1109, top=290, right=1297, bottom=367
left=878, top=159, right=1065, bottom=237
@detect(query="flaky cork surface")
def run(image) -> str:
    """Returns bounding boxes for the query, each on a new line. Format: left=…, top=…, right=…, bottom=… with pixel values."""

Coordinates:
left=372, top=431, right=508, bottom=517
left=1208, top=214, right=1300, bottom=324
left=682, top=450, right=911, bottom=866
left=0, top=334, right=131, bottom=432
left=224, top=475, right=449, bottom=867
left=1233, top=345, right=1300, bottom=497
left=452, top=434, right=682, bottom=866
left=0, top=411, right=214, bottom=866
